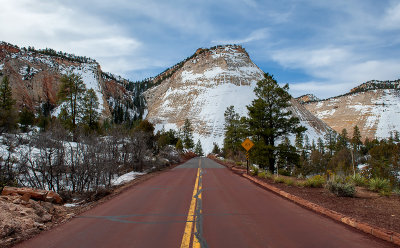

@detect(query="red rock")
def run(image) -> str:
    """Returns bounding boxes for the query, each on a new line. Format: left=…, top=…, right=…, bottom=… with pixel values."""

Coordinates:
left=46, top=191, right=63, bottom=204
left=20, top=193, right=31, bottom=202
left=1, top=187, right=63, bottom=204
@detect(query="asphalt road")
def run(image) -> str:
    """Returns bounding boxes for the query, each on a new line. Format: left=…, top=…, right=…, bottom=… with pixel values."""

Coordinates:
left=15, top=158, right=395, bottom=248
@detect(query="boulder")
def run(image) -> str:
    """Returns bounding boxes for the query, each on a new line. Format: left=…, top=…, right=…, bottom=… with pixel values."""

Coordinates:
left=1, top=187, right=63, bottom=204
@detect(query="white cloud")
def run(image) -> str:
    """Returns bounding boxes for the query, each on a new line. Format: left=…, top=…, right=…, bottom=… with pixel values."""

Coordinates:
left=288, top=81, right=353, bottom=99
left=0, top=0, right=142, bottom=73
left=272, top=47, right=400, bottom=98
left=212, top=28, right=269, bottom=44
left=381, top=2, right=400, bottom=30
left=272, top=47, right=350, bottom=70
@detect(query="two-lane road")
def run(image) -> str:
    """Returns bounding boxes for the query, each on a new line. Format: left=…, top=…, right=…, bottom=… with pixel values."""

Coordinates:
left=15, top=158, right=394, bottom=248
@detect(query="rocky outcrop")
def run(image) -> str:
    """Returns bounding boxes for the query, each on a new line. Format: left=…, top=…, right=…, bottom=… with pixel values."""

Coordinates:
left=0, top=194, right=69, bottom=248
left=1, top=186, right=63, bottom=204
left=296, top=94, right=320, bottom=104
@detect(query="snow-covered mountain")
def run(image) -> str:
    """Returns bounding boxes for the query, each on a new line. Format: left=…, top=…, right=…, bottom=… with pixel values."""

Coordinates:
left=0, top=42, right=145, bottom=120
left=144, top=45, right=331, bottom=153
left=304, top=83, right=400, bottom=140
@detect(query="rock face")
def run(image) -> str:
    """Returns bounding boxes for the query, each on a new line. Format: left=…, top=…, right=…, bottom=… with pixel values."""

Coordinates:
left=295, top=94, right=320, bottom=104
left=304, top=88, right=400, bottom=140
left=145, top=45, right=331, bottom=152
left=0, top=42, right=140, bottom=119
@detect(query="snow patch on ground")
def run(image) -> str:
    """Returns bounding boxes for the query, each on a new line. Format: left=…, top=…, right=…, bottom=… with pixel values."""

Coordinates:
left=111, top=171, right=145, bottom=186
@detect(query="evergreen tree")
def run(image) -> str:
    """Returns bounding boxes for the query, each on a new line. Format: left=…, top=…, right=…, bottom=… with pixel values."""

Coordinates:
left=246, top=73, right=306, bottom=172
left=395, top=131, right=400, bottom=142
left=277, top=136, right=299, bottom=173
left=317, top=137, right=325, bottom=154
left=0, top=76, right=15, bottom=110
left=304, top=135, right=310, bottom=151
left=337, top=128, right=349, bottom=151
left=311, top=139, right=316, bottom=151
left=194, top=140, right=204, bottom=156
left=19, top=107, right=35, bottom=132
left=295, top=132, right=304, bottom=151
left=351, top=125, right=362, bottom=152
left=324, top=130, right=337, bottom=156
left=81, top=89, right=99, bottom=130
left=57, top=73, right=86, bottom=130
left=176, top=139, right=183, bottom=151
left=212, top=142, right=221, bottom=155
left=0, top=76, right=17, bottom=133
left=223, top=106, right=245, bottom=156
left=182, top=119, right=194, bottom=149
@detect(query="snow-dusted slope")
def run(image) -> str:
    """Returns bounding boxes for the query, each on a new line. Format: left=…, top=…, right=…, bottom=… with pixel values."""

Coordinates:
left=305, top=89, right=400, bottom=140
left=145, top=45, right=331, bottom=153
left=0, top=42, right=142, bottom=120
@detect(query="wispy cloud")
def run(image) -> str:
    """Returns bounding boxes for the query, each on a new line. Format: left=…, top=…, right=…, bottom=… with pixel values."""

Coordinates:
left=0, top=0, right=398, bottom=97
left=380, top=2, right=400, bottom=30
left=212, top=28, right=269, bottom=45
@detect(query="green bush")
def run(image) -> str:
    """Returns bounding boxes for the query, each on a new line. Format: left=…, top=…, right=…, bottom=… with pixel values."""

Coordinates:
left=304, top=175, right=325, bottom=188
left=295, top=181, right=306, bottom=187
left=327, top=180, right=355, bottom=197
left=257, top=170, right=266, bottom=178
left=351, top=174, right=368, bottom=187
left=283, top=177, right=295, bottom=186
left=265, top=171, right=273, bottom=179
left=250, top=166, right=259, bottom=176
left=278, top=169, right=291, bottom=176
left=369, top=178, right=391, bottom=195
left=273, top=176, right=285, bottom=183
left=393, top=188, right=400, bottom=196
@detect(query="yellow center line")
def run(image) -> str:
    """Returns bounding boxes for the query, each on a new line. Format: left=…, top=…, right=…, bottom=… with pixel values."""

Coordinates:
left=180, top=160, right=201, bottom=248
left=193, top=166, right=202, bottom=248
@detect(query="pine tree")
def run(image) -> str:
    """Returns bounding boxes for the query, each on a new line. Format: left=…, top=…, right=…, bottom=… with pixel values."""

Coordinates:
left=295, top=132, right=304, bottom=150
left=223, top=106, right=244, bottom=156
left=0, top=76, right=15, bottom=110
left=57, top=73, right=86, bottom=130
left=351, top=125, right=362, bottom=152
left=182, top=119, right=194, bottom=149
left=317, top=137, right=325, bottom=154
left=337, top=128, right=349, bottom=151
left=194, top=140, right=204, bottom=156
left=18, top=107, right=35, bottom=132
left=324, top=130, right=337, bottom=156
left=246, top=73, right=306, bottom=173
left=0, top=76, right=17, bottom=133
left=176, top=139, right=183, bottom=151
left=212, top=142, right=221, bottom=155
left=81, top=89, right=99, bottom=130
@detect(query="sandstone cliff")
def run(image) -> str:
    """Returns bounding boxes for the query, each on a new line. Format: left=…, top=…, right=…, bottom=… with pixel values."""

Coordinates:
left=304, top=88, right=400, bottom=140
left=145, top=45, right=331, bottom=152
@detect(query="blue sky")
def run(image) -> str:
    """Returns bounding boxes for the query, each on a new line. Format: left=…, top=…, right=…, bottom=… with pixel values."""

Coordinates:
left=1, top=0, right=399, bottom=98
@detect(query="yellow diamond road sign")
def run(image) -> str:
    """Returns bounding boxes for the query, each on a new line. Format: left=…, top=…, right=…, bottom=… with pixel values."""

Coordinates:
left=241, top=138, right=254, bottom=151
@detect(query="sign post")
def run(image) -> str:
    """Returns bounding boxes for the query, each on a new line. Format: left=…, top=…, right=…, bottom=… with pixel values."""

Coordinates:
left=241, top=138, right=254, bottom=174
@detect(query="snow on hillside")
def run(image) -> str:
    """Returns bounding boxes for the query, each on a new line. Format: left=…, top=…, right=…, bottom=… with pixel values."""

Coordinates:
left=305, top=89, right=400, bottom=140
left=53, top=63, right=105, bottom=117
left=146, top=45, right=330, bottom=154
left=373, top=90, right=400, bottom=138
left=1, top=44, right=106, bottom=117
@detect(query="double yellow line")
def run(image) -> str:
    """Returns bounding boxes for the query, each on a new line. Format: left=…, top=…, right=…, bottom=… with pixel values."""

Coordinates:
left=180, top=160, right=203, bottom=248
